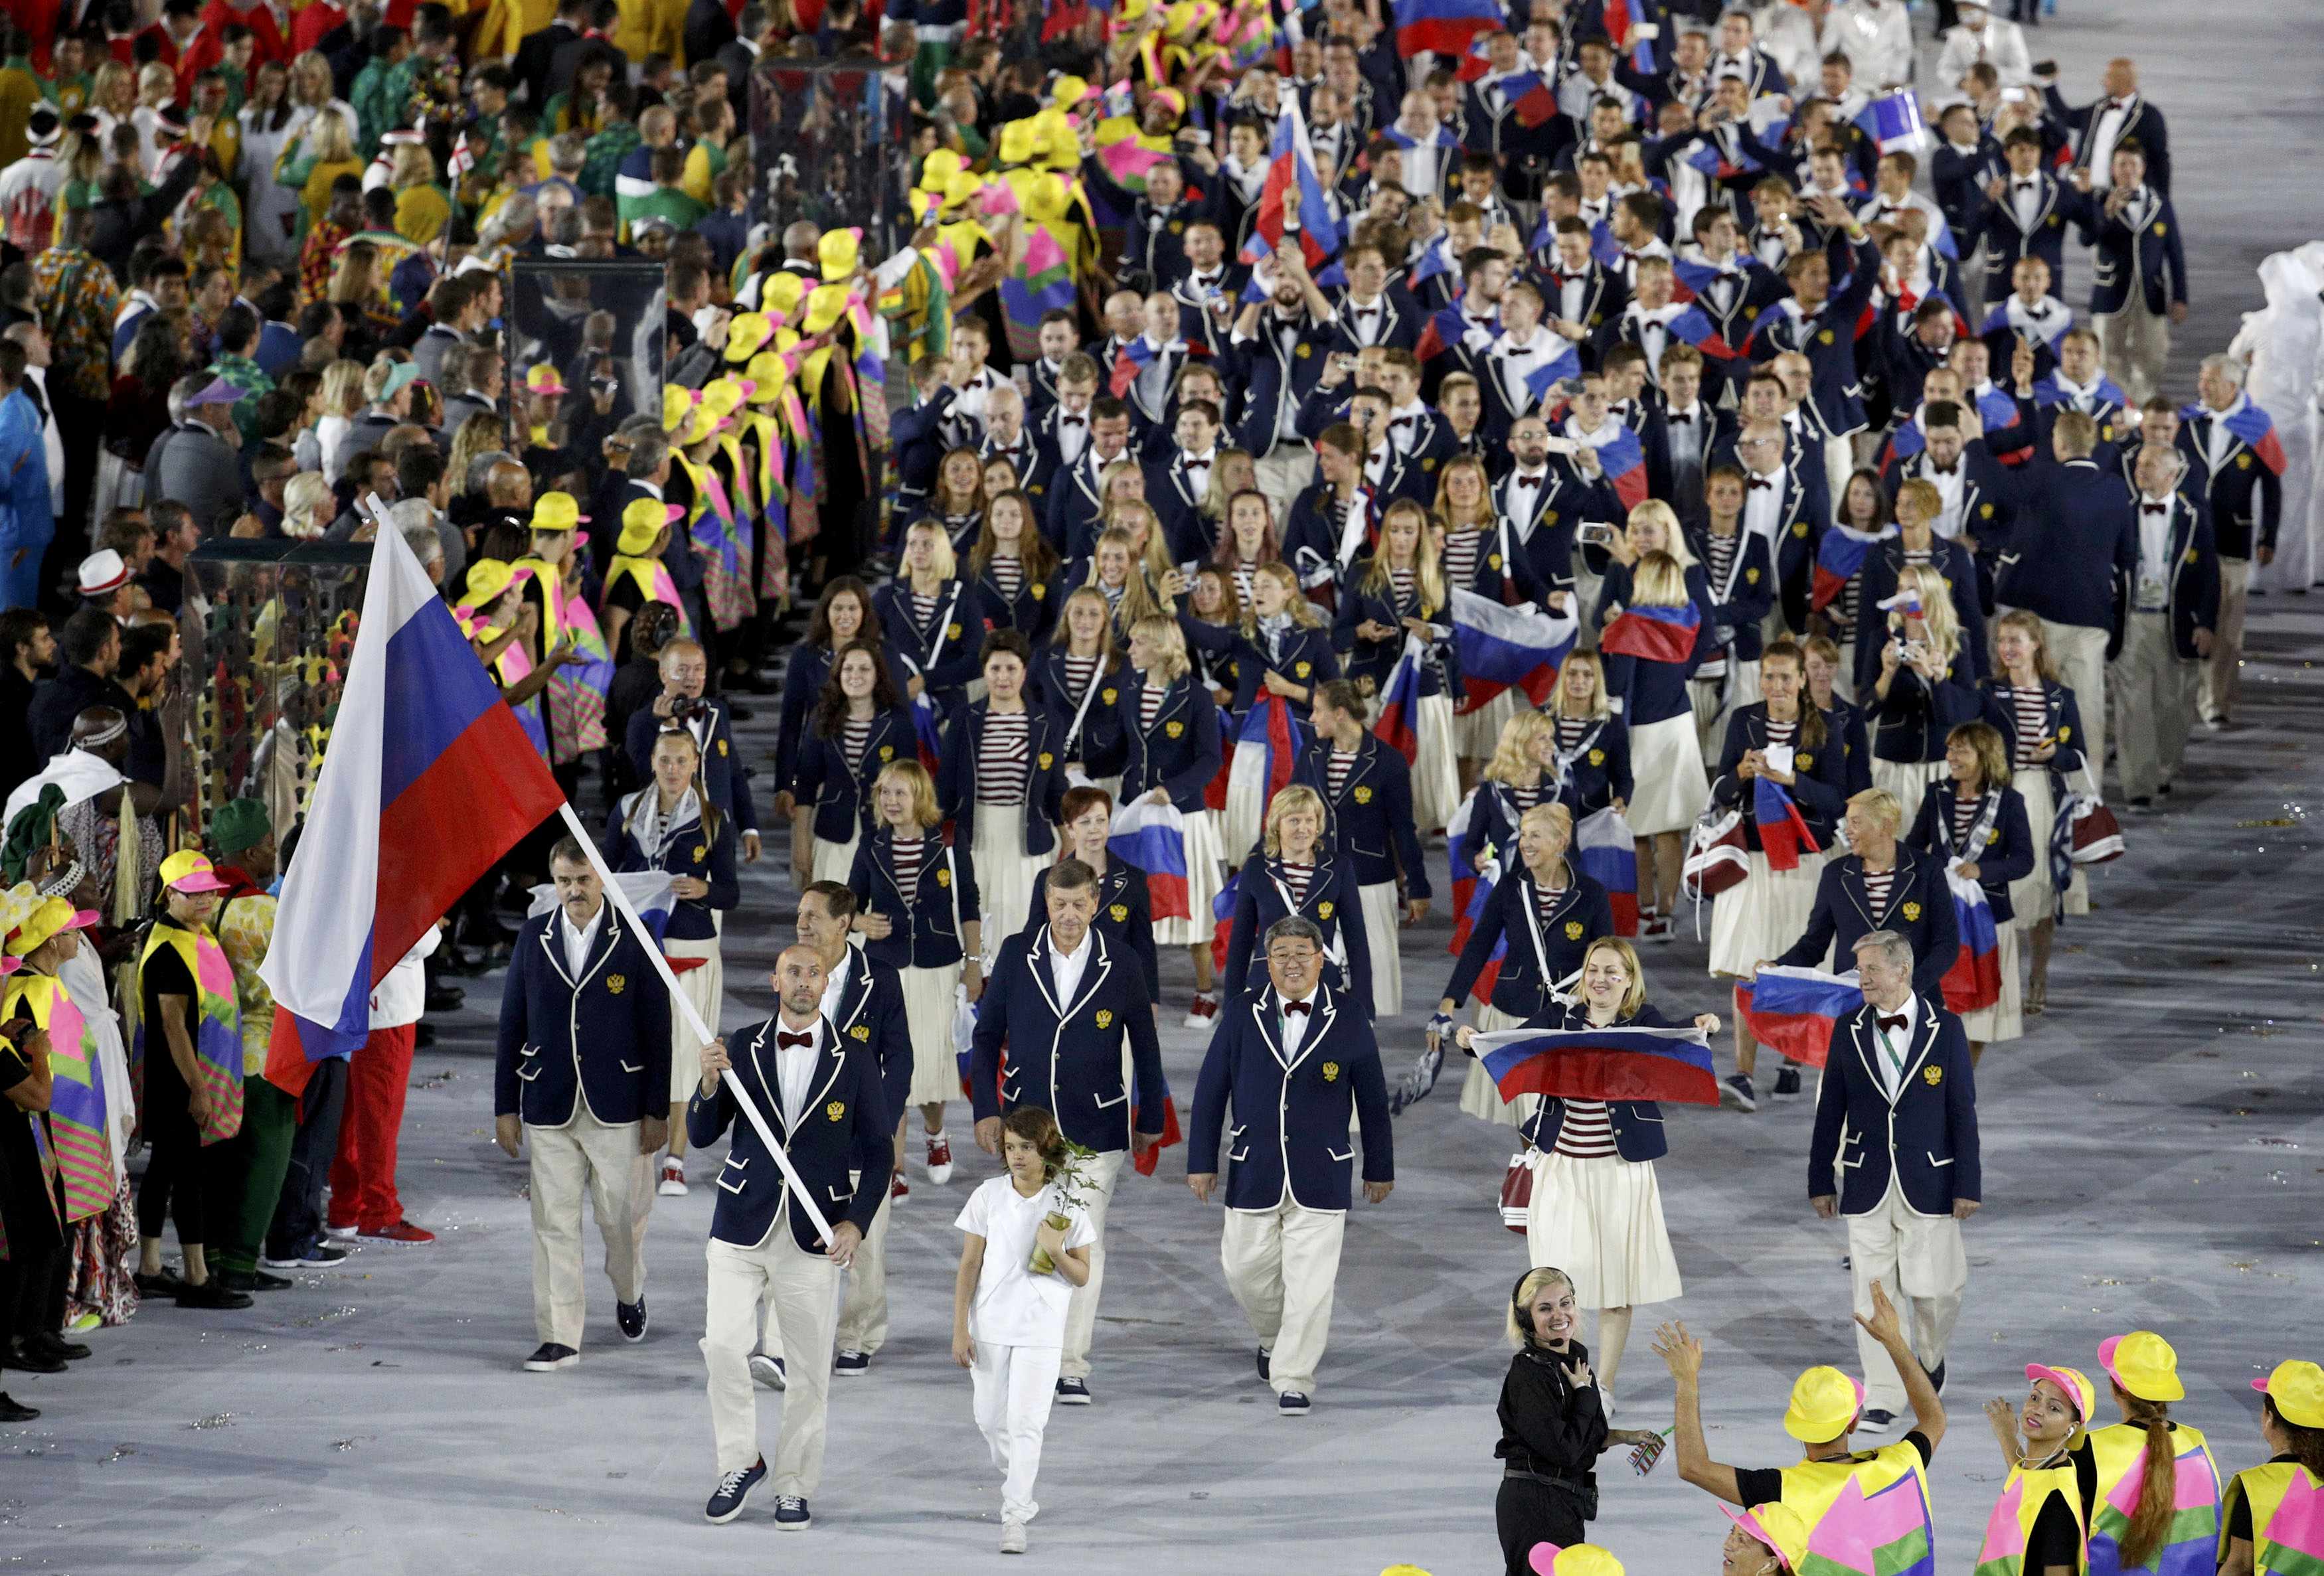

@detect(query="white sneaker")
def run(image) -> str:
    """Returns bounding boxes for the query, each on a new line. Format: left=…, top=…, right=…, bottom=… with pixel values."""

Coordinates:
left=1181, top=992, right=1220, bottom=1030
left=324, top=1223, right=357, bottom=1242
left=924, top=1132, right=954, bottom=1186
left=657, top=1157, right=689, bottom=1197
left=1000, top=1519, right=1028, bottom=1555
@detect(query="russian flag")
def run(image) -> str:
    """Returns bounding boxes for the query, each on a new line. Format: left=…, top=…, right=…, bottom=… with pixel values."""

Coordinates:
left=1109, top=335, right=1194, bottom=400
left=1129, top=1067, right=1183, bottom=1177
left=1393, top=0, right=1503, bottom=59
left=1855, top=90, right=1929, bottom=155
left=1589, top=424, right=1650, bottom=511
left=260, top=514, right=565, bottom=1097
left=1519, top=343, right=1587, bottom=410
left=1240, top=98, right=1346, bottom=281
left=1669, top=304, right=1742, bottom=360
left=1472, top=1021, right=1720, bottom=1105
left=1372, top=637, right=1424, bottom=764
left=1600, top=600, right=1702, bottom=666
left=1210, top=870, right=1240, bottom=973
left=1492, top=69, right=1562, bottom=127
left=1732, top=965, right=1861, bottom=1068
left=1975, top=384, right=2024, bottom=440
left=1454, top=852, right=1507, bottom=1003
left=529, top=871, right=685, bottom=960
left=1574, top=805, right=1639, bottom=936
left=1754, top=775, right=1819, bottom=871
left=1680, top=131, right=1762, bottom=183
left=1406, top=236, right=1455, bottom=296
left=2032, top=373, right=2127, bottom=412
left=911, top=692, right=944, bottom=773
left=1876, top=587, right=1922, bottom=621
left=1110, top=799, right=1191, bottom=922
left=1983, top=299, right=2070, bottom=355
left=1450, top=588, right=1575, bottom=713
left=1812, top=524, right=1890, bottom=612
left=1600, top=0, right=1657, bottom=72
left=1232, top=693, right=1307, bottom=804
left=1941, top=866, right=2001, bottom=1016
left=2181, top=398, right=2288, bottom=476
left=1446, top=789, right=1485, bottom=952
left=1416, top=302, right=1492, bottom=364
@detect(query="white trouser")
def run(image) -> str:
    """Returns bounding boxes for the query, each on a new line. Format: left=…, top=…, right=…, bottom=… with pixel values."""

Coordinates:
left=703, top=1231, right=841, bottom=1488
left=1845, top=1181, right=1967, bottom=1415
left=1359, top=880, right=1403, bottom=1019
left=1254, top=442, right=1318, bottom=528
left=972, top=1341, right=1064, bottom=1523
left=2110, top=611, right=2191, bottom=801
left=1220, top=1198, right=1349, bottom=1396
left=526, top=1108, right=644, bottom=1348
left=2199, top=556, right=2250, bottom=722
left=2097, top=299, right=2171, bottom=406
left=1061, top=1147, right=1127, bottom=1379
left=2029, top=616, right=2111, bottom=793
left=834, top=1183, right=893, bottom=1354
left=1821, top=433, right=1857, bottom=539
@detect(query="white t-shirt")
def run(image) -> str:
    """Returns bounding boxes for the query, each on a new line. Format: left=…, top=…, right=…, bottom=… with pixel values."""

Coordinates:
left=955, top=1175, right=1096, bottom=1348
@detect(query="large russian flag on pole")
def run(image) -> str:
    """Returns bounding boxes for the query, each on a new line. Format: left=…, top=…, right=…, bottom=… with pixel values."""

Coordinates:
left=1392, top=0, right=1504, bottom=58
left=1600, top=600, right=1703, bottom=665
left=1940, top=866, right=2001, bottom=1015
left=1574, top=805, right=1639, bottom=936
left=1109, top=799, right=1192, bottom=922
left=1240, top=97, right=1346, bottom=279
left=1471, top=1021, right=1720, bottom=1105
left=1732, top=965, right=1861, bottom=1067
left=260, top=509, right=564, bottom=1097
left=1450, top=588, right=1575, bottom=713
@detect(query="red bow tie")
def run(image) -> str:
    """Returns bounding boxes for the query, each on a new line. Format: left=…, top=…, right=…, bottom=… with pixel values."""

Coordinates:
left=1877, top=1014, right=1906, bottom=1033
left=2142, top=501, right=2168, bottom=514
left=1748, top=477, right=1774, bottom=491
left=777, top=1030, right=814, bottom=1050
left=1283, top=1000, right=1311, bottom=1017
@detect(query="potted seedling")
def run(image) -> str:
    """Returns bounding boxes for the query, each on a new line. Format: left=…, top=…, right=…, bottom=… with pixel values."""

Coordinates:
left=1028, top=1137, right=1101, bottom=1275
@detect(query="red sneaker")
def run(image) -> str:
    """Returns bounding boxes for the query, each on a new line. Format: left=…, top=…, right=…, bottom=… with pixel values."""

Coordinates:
left=924, top=1132, right=954, bottom=1185
left=359, top=1220, right=437, bottom=1245
left=889, top=1172, right=910, bottom=1204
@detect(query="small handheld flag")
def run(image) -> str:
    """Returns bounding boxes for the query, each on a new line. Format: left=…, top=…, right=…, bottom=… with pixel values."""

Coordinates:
left=1600, top=601, right=1703, bottom=666
left=1732, top=966, right=1862, bottom=1067
left=1110, top=799, right=1192, bottom=922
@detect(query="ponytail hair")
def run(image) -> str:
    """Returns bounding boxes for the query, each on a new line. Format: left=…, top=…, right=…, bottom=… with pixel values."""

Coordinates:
left=2114, top=1389, right=2177, bottom=1571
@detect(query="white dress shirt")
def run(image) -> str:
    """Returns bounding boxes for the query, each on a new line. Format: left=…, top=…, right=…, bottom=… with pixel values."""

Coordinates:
left=1505, top=467, right=1547, bottom=527
left=1742, top=467, right=1786, bottom=542
left=2204, top=396, right=2242, bottom=476
left=2087, top=99, right=2133, bottom=191
left=1278, top=986, right=1320, bottom=1060
left=559, top=900, right=606, bottom=979
left=773, top=1016, right=823, bottom=1126
left=1867, top=992, right=1920, bottom=1099
left=1386, top=400, right=1429, bottom=455
left=1048, top=928, right=1094, bottom=1006
left=1343, top=292, right=1390, bottom=347
left=815, top=945, right=853, bottom=1024
left=2134, top=493, right=2173, bottom=609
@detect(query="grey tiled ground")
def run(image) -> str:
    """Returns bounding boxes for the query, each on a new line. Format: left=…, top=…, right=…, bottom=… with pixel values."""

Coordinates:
left=5, top=6, right=2321, bottom=1570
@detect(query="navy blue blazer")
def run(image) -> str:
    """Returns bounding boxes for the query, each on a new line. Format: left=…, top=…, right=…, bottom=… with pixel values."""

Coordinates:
left=2044, top=88, right=2171, bottom=194
left=1851, top=532, right=1991, bottom=694
left=1222, top=853, right=1374, bottom=1011
left=1745, top=234, right=1882, bottom=439
left=969, top=925, right=1166, bottom=1153
left=1807, top=996, right=1981, bottom=1216
left=1289, top=733, right=1430, bottom=896
left=848, top=828, right=981, bottom=971
left=1976, top=680, right=2088, bottom=780
left=1776, top=847, right=1961, bottom=998
left=969, top=562, right=1061, bottom=646
left=1094, top=670, right=1224, bottom=813
left=1225, top=311, right=1338, bottom=453
left=1596, top=563, right=1715, bottom=727
left=1908, top=783, right=2036, bottom=925
left=1551, top=714, right=1634, bottom=818
left=823, top=946, right=914, bottom=1133
left=1992, top=458, right=2135, bottom=641
left=2080, top=189, right=2187, bottom=317
left=2181, top=403, right=2284, bottom=561
left=1825, top=694, right=1875, bottom=796
left=936, top=700, right=1066, bottom=856
left=623, top=700, right=760, bottom=835
left=890, top=387, right=955, bottom=500
left=1710, top=704, right=1851, bottom=849
left=1515, top=1000, right=1685, bottom=1163
left=1181, top=617, right=1343, bottom=720
left=685, top=1015, right=893, bottom=1252
left=1188, top=979, right=1394, bottom=1212
left=1868, top=651, right=1979, bottom=765
left=1463, top=779, right=1555, bottom=873
left=495, top=907, right=673, bottom=1128
left=792, top=707, right=915, bottom=845
left=1141, top=451, right=1226, bottom=564
left=776, top=637, right=912, bottom=797
left=1331, top=571, right=1459, bottom=700
left=1444, top=863, right=1614, bottom=1020
left=871, top=576, right=987, bottom=700
left=1027, top=644, right=1126, bottom=766
left=1280, top=477, right=1372, bottom=595
left=1961, top=172, right=2091, bottom=301
left=600, top=790, right=739, bottom=941
left=1685, top=526, right=1777, bottom=663
left=1023, top=858, right=1159, bottom=1006
left=1493, top=463, right=1617, bottom=600
left=1042, top=448, right=1115, bottom=559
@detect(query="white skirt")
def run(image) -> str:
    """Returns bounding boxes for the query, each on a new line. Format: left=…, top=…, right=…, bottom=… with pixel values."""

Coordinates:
left=1523, top=1148, right=1683, bottom=1311
left=1459, top=1001, right=1540, bottom=1129
left=1958, top=919, right=2023, bottom=1044
left=665, top=933, right=722, bottom=1107
left=1410, top=693, right=1461, bottom=832
left=2010, top=767, right=2088, bottom=919
left=1153, top=805, right=1226, bottom=947
left=811, top=833, right=859, bottom=886
left=1689, top=660, right=1761, bottom=761
left=972, top=809, right=1050, bottom=964
left=1453, top=688, right=1518, bottom=759
left=1708, top=849, right=1829, bottom=979
left=92, top=451, right=144, bottom=521
left=1358, top=880, right=1402, bottom=1020
left=1625, top=714, right=1712, bottom=836
left=902, top=962, right=965, bottom=1107
left=1871, top=757, right=1948, bottom=834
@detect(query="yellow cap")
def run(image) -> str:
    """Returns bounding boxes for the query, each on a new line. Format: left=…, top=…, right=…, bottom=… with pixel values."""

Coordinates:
left=760, top=270, right=807, bottom=323
left=457, top=557, right=517, bottom=609
left=619, top=497, right=681, bottom=556
left=802, top=283, right=850, bottom=337
left=942, top=168, right=983, bottom=211
left=1023, top=172, right=1071, bottom=224
left=818, top=226, right=861, bottom=282
left=159, top=850, right=232, bottom=895
left=700, top=378, right=748, bottom=420
left=529, top=491, right=587, bottom=534
left=1722, top=1504, right=1812, bottom=1573
left=2098, top=1332, right=2185, bottom=1404
left=5, top=893, right=98, bottom=955
left=1783, top=1366, right=1866, bottom=1443
left=2256, top=1360, right=2324, bottom=1429
left=725, top=310, right=774, bottom=363
left=998, top=119, right=1038, bottom=165
left=744, top=351, right=788, bottom=404
left=1050, top=75, right=1092, bottom=111
left=661, top=384, right=699, bottom=433
left=920, top=147, right=964, bottom=188
left=2026, top=1364, right=2097, bottom=1435
left=523, top=363, right=569, bottom=396
left=1527, top=1544, right=1624, bottom=1576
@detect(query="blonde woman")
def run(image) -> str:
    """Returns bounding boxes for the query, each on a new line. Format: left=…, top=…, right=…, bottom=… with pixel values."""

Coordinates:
left=1338, top=497, right=1461, bottom=830
left=872, top=518, right=981, bottom=709
left=1542, top=653, right=1633, bottom=819
left=1110, top=499, right=1187, bottom=604
left=1105, top=613, right=1226, bottom=1026
left=1188, top=560, right=1339, bottom=859
left=1598, top=539, right=1713, bottom=939
left=1867, top=562, right=1977, bottom=830
left=280, top=471, right=335, bottom=540
left=282, top=110, right=361, bottom=240
left=86, top=60, right=135, bottom=146
left=1436, top=454, right=1533, bottom=791
left=1463, top=710, right=1562, bottom=883
left=286, top=50, right=359, bottom=151
left=1979, top=611, right=2091, bottom=1012
left=1906, top=722, right=2035, bottom=1061
left=312, top=360, right=366, bottom=483
left=849, top=759, right=982, bottom=1188
left=1220, top=783, right=1372, bottom=1005
left=1082, top=524, right=1175, bottom=637
left=1457, top=935, right=1715, bottom=1408
left=131, top=63, right=179, bottom=175
left=389, top=141, right=450, bottom=245
left=1033, top=585, right=1125, bottom=791
left=938, top=629, right=1064, bottom=955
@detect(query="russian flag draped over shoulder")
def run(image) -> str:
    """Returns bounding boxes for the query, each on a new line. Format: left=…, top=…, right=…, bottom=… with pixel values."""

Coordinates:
left=1574, top=805, right=1639, bottom=936
left=1450, top=587, right=1574, bottom=713
left=1232, top=694, right=1307, bottom=802
left=1470, top=1020, right=1720, bottom=1105
left=2181, top=398, right=2288, bottom=475
left=1732, top=966, right=1862, bottom=1067
left=1392, top=0, right=1505, bottom=58
left=1813, top=523, right=1892, bottom=611
left=1753, top=771, right=1820, bottom=871
left=260, top=516, right=565, bottom=1097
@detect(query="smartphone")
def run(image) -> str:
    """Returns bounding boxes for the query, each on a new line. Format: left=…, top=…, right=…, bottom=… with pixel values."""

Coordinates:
left=1541, top=435, right=1582, bottom=457
left=1330, top=352, right=1357, bottom=373
left=1578, top=522, right=1618, bottom=548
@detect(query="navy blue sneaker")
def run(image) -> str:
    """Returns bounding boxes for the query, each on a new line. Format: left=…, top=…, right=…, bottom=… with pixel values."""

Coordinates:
left=773, top=1495, right=811, bottom=1531
left=1054, top=1377, right=1091, bottom=1405
left=749, top=1352, right=786, bottom=1389
left=705, top=1458, right=765, bottom=1524
left=833, top=1349, right=869, bottom=1375
left=1772, top=1065, right=1802, bottom=1100
left=1278, top=1391, right=1311, bottom=1417
left=1925, top=1360, right=1946, bottom=1397
left=1856, top=1407, right=1897, bottom=1437
left=1256, top=1348, right=1271, bottom=1383
left=523, top=1343, right=578, bottom=1372
left=618, top=1296, right=647, bottom=1342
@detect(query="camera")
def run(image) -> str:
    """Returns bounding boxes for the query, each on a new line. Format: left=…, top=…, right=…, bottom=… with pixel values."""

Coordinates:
left=668, top=694, right=710, bottom=724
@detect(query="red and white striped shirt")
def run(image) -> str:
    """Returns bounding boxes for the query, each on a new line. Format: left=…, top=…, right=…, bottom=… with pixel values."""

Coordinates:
left=987, top=555, right=1024, bottom=603
left=1442, top=528, right=1487, bottom=589
left=1861, top=864, right=1896, bottom=913
left=977, top=710, right=1032, bottom=806
left=1141, top=682, right=1166, bottom=732
left=892, top=834, right=928, bottom=906
left=1279, top=861, right=1315, bottom=909
left=1552, top=1099, right=1619, bottom=1158
left=841, top=713, right=873, bottom=771
left=1326, top=749, right=1359, bottom=801
left=2005, top=685, right=2048, bottom=770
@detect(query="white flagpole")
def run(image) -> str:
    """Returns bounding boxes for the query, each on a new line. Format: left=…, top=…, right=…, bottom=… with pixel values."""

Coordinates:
left=554, top=801, right=837, bottom=1243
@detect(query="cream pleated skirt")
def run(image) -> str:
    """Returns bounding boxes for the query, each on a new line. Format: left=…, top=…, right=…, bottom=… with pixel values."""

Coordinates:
left=1523, top=1149, right=1683, bottom=1310
left=901, top=961, right=965, bottom=1107
left=972, top=809, right=1050, bottom=963
left=1871, top=757, right=1948, bottom=834
left=1459, top=1000, right=1540, bottom=1129
left=1358, top=880, right=1402, bottom=1020
left=1708, top=850, right=1829, bottom=979
left=2011, top=767, right=2088, bottom=919
left=1410, top=693, right=1461, bottom=832
left=664, top=933, right=722, bottom=1106
left=1453, top=689, right=1518, bottom=759
left=1152, top=806, right=1226, bottom=948
left=811, top=833, right=859, bottom=886
left=1625, top=714, right=1711, bottom=836
left=1689, top=660, right=1761, bottom=760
